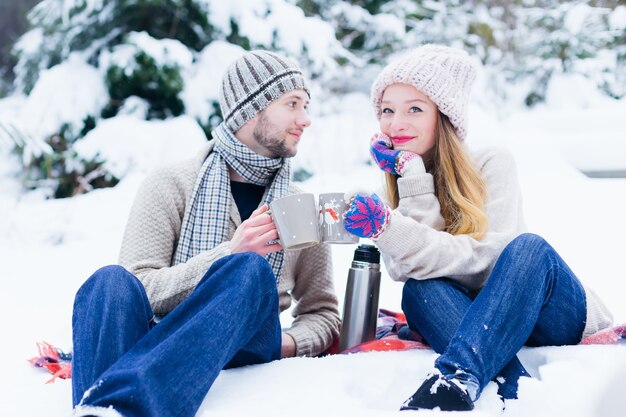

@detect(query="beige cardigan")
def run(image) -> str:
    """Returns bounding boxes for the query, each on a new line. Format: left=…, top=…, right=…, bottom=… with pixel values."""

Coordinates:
left=374, top=146, right=612, bottom=338
left=118, top=142, right=340, bottom=357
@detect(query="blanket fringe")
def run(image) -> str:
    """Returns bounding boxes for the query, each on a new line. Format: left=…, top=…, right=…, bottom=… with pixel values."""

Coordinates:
left=28, top=341, right=72, bottom=383
left=580, top=325, right=626, bottom=345
left=27, top=319, right=625, bottom=383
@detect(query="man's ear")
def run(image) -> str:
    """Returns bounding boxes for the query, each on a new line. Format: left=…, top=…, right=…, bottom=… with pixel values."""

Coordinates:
left=234, top=116, right=257, bottom=141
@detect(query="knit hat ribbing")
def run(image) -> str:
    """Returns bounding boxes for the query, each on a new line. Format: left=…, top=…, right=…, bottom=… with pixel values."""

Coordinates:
left=370, top=44, right=477, bottom=141
left=219, top=50, right=310, bottom=133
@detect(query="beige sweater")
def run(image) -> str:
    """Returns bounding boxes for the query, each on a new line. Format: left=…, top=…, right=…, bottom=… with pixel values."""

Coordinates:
left=374, top=147, right=612, bottom=338
left=118, top=142, right=340, bottom=357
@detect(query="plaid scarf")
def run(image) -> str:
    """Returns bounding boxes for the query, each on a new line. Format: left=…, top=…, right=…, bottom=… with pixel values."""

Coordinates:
left=174, top=122, right=290, bottom=282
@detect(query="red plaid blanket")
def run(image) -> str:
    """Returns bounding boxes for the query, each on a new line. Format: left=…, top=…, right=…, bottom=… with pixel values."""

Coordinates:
left=28, top=309, right=626, bottom=382
left=339, top=309, right=626, bottom=354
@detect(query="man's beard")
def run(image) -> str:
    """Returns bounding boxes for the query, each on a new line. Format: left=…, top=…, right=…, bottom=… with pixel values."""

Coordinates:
left=252, top=112, right=295, bottom=158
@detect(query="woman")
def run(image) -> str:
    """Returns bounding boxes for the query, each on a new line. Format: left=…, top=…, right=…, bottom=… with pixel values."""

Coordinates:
left=343, top=44, right=613, bottom=411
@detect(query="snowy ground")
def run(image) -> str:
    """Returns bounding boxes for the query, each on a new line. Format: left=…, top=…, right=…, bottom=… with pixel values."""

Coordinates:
left=1, top=95, right=626, bottom=416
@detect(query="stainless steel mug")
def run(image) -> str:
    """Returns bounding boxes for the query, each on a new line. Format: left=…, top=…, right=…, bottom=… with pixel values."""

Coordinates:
left=338, top=244, right=381, bottom=352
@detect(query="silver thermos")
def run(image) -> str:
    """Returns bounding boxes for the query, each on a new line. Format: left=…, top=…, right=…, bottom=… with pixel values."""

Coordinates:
left=338, top=244, right=381, bottom=352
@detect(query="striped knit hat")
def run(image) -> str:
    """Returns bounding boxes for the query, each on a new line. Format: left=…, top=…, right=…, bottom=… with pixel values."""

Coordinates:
left=370, top=44, right=477, bottom=141
left=219, top=50, right=310, bottom=133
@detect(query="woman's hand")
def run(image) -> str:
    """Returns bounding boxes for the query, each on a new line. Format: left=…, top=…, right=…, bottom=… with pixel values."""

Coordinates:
left=343, top=193, right=390, bottom=239
left=369, top=133, right=425, bottom=177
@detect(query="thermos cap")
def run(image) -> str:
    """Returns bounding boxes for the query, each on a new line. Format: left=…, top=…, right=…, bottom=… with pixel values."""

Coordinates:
left=353, top=244, right=380, bottom=264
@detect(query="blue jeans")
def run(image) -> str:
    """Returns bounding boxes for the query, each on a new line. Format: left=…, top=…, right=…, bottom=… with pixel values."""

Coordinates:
left=72, top=253, right=282, bottom=417
left=401, top=233, right=586, bottom=400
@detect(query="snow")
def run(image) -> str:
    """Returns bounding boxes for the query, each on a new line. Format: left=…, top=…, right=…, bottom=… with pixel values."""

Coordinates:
left=204, top=0, right=347, bottom=77
left=74, top=115, right=207, bottom=178
left=610, top=6, right=626, bottom=30
left=99, top=32, right=194, bottom=72
left=564, top=3, right=592, bottom=33
left=181, top=41, right=245, bottom=122
left=328, top=2, right=406, bottom=50
left=544, top=73, right=613, bottom=110
left=17, top=55, right=108, bottom=141
left=12, top=27, right=45, bottom=57
left=0, top=56, right=109, bottom=166
left=1, top=84, right=625, bottom=415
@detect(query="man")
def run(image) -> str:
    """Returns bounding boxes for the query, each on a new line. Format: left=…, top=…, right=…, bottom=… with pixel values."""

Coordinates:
left=71, top=50, right=340, bottom=417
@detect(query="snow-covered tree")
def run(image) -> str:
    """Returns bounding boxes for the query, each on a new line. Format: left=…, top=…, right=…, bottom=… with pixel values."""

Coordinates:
left=13, top=0, right=214, bottom=95
left=4, top=0, right=218, bottom=197
left=1, top=0, right=624, bottom=198
left=3, top=0, right=354, bottom=197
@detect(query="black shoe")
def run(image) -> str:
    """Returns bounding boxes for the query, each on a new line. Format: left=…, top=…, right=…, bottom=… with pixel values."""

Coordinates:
left=400, top=374, right=474, bottom=412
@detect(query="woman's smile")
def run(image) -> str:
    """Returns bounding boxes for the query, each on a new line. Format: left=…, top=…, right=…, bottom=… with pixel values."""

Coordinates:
left=391, top=136, right=414, bottom=145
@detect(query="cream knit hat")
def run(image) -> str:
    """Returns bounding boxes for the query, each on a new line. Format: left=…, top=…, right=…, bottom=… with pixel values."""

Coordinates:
left=370, top=44, right=476, bottom=141
left=220, top=50, right=310, bottom=133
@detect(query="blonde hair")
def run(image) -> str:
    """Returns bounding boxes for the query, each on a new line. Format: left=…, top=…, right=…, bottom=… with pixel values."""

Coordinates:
left=384, top=113, right=488, bottom=239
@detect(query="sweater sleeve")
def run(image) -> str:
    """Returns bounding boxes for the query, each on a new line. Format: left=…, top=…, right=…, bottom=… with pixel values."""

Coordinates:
left=284, top=242, right=341, bottom=357
left=118, top=166, right=232, bottom=315
left=374, top=147, right=525, bottom=291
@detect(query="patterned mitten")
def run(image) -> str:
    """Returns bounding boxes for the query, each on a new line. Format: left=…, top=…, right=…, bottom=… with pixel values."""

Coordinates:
left=343, top=193, right=391, bottom=239
left=396, top=152, right=425, bottom=176
left=369, top=133, right=397, bottom=174
left=369, top=133, right=424, bottom=177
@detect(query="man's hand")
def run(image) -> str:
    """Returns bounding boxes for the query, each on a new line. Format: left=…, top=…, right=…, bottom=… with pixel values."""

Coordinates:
left=281, top=333, right=296, bottom=358
left=370, top=133, right=425, bottom=177
left=231, top=204, right=283, bottom=255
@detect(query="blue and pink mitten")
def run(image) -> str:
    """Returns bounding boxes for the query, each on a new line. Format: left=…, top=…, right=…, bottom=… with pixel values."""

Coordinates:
left=343, top=193, right=391, bottom=239
left=369, top=133, right=424, bottom=177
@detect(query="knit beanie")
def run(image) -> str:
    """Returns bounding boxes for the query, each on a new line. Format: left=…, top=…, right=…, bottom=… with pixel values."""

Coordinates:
left=370, top=44, right=477, bottom=141
left=219, top=50, right=310, bottom=133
